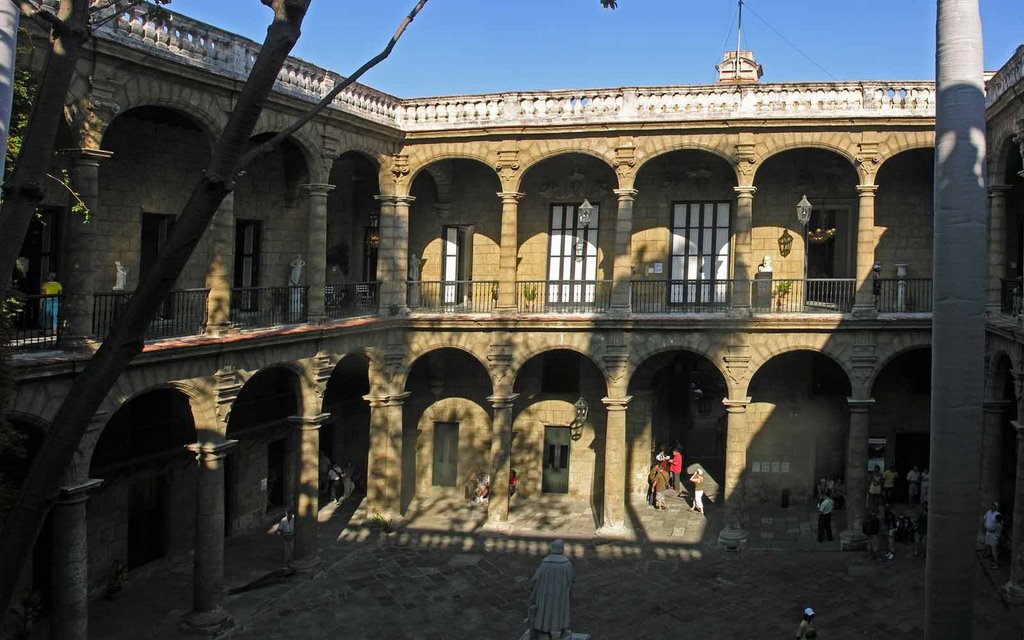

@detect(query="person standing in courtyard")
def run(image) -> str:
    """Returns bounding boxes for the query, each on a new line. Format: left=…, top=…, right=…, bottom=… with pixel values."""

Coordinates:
left=983, top=503, right=1003, bottom=569
left=920, top=468, right=930, bottom=506
left=905, top=466, right=920, bottom=506
left=882, top=465, right=898, bottom=503
left=670, top=447, right=684, bottom=497
left=863, top=509, right=882, bottom=560
left=689, top=467, right=706, bottom=516
left=867, top=466, right=883, bottom=512
left=795, top=607, right=817, bottom=638
left=649, top=464, right=669, bottom=511
left=816, top=490, right=834, bottom=543
left=528, top=539, right=575, bottom=640
left=277, top=510, right=295, bottom=568
left=40, top=272, right=62, bottom=332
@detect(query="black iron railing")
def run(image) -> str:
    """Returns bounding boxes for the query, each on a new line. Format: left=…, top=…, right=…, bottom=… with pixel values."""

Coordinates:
left=7, top=293, right=63, bottom=349
left=516, top=280, right=612, bottom=313
left=630, top=279, right=732, bottom=313
left=230, top=286, right=308, bottom=329
left=324, top=282, right=379, bottom=319
left=93, top=289, right=209, bottom=341
left=409, top=280, right=498, bottom=313
left=751, top=278, right=855, bottom=313
left=1001, top=279, right=1023, bottom=317
left=876, top=278, right=932, bottom=312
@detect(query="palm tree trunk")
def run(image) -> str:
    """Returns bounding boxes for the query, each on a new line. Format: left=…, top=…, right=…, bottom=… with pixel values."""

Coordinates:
left=927, top=1, right=987, bottom=638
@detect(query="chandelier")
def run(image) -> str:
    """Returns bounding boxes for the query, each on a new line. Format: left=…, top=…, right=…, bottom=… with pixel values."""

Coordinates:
left=807, top=226, right=836, bottom=244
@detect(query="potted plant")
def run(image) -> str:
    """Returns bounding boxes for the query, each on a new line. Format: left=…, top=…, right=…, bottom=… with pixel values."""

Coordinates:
left=774, top=281, right=793, bottom=311
left=523, top=284, right=538, bottom=303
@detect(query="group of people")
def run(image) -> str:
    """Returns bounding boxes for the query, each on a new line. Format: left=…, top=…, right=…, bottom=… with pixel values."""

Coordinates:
left=647, top=446, right=706, bottom=515
left=326, top=460, right=355, bottom=504
left=867, top=464, right=930, bottom=510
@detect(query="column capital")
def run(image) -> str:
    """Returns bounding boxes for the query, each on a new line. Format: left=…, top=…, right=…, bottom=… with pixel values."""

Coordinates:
left=487, top=393, right=520, bottom=409
left=846, top=397, right=876, bottom=412
left=733, top=186, right=757, bottom=198
left=722, top=397, right=751, bottom=412
left=496, top=191, right=524, bottom=203
left=856, top=184, right=879, bottom=194
left=983, top=399, right=1015, bottom=413
left=288, top=413, right=331, bottom=430
left=59, top=148, right=114, bottom=163
left=56, top=478, right=104, bottom=504
left=186, top=439, right=238, bottom=461
left=613, top=188, right=638, bottom=200
left=375, top=194, right=416, bottom=205
left=601, top=395, right=633, bottom=411
left=988, top=184, right=1013, bottom=197
left=363, top=391, right=412, bottom=407
left=301, top=183, right=335, bottom=196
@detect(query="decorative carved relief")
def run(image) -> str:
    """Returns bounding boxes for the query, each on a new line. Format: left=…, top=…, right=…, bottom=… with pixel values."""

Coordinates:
left=733, top=142, right=757, bottom=178
left=487, top=339, right=514, bottom=382
left=213, top=367, right=244, bottom=426
left=387, top=153, right=410, bottom=185
left=495, top=147, right=520, bottom=186
left=614, top=145, right=636, bottom=181
left=537, top=164, right=610, bottom=200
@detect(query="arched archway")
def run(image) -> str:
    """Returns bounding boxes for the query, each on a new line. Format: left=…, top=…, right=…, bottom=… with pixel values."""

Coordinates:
left=986, top=353, right=1019, bottom=523
left=875, top=149, right=935, bottom=296
left=224, top=367, right=300, bottom=535
left=321, top=353, right=372, bottom=499
left=326, top=152, right=380, bottom=303
left=870, top=348, right=931, bottom=502
left=999, top=137, right=1024, bottom=281
left=89, top=388, right=197, bottom=574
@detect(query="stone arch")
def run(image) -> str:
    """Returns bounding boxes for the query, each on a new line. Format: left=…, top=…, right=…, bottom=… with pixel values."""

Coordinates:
left=751, top=135, right=858, bottom=184
left=988, top=348, right=1017, bottom=402
left=405, top=147, right=498, bottom=190
left=510, top=342, right=608, bottom=386
left=991, top=132, right=1024, bottom=184
left=747, top=340, right=854, bottom=396
left=626, top=340, right=730, bottom=394
left=97, top=81, right=227, bottom=151
left=515, top=144, right=616, bottom=192
left=632, top=138, right=739, bottom=184
left=400, top=338, right=495, bottom=393
left=868, top=333, right=935, bottom=394
left=251, top=111, right=323, bottom=182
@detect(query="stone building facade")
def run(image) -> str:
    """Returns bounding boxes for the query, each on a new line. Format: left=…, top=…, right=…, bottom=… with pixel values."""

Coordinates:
left=4, top=4, right=1024, bottom=636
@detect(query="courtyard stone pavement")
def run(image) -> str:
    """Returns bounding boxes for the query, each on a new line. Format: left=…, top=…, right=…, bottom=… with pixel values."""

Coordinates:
left=88, top=493, right=1024, bottom=639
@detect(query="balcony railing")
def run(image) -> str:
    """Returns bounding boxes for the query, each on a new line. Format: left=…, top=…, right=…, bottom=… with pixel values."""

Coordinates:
left=325, top=282, right=380, bottom=319
left=876, top=278, right=933, bottom=312
left=750, top=278, right=856, bottom=313
left=516, top=280, right=613, bottom=314
left=7, top=293, right=62, bottom=349
left=630, top=279, right=733, bottom=314
left=409, top=280, right=498, bottom=314
left=93, top=289, right=209, bottom=341
left=230, top=286, right=308, bottom=329
left=1001, top=279, right=1023, bottom=317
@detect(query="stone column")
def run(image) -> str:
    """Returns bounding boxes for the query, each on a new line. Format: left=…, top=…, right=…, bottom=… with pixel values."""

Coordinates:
left=731, top=187, right=755, bottom=311
left=485, top=392, right=519, bottom=528
left=302, top=184, right=334, bottom=323
left=49, top=478, right=102, bottom=640
left=840, top=398, right=874, bottom=550
left=61, top=148, right=113, bottom=340
left=288, top=414, right=327, bottom=568
left=183, top=440, right=237, bottom=634
left=988, top=185, right=1012, bottom=312
left=374, top=195, right=415, bottom=312
left=599, top=395, right=632, bottom=534
left=1004, top=421, right=1024, bottom=602
left=364, top=392, right=410, bottom=517
left=853, top=184, right=879, bottom=313
left=204, top=192, right=234, bottom=336
left=610, top=189, right=637, bottom=313
left=722, top=397, right=752, bottom=500
left=495, top=192, right=523, bottom=313
left=981, top=400, right=1012, bottom=511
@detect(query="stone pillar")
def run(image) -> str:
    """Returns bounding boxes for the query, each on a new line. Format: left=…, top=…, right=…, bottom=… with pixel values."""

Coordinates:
left=49, top=478, right=102, bottom=640
left=599, top=395, right=632, bottom=534
left=374, top=195, right=415, bottom=312
left=364, top=392, right=410, bottom=517
left=722, top=397, right=752, bottom=500
left=840, top=398, right=874, bottom=550
left=988, top=185, right=1012, bottom=312
left=183, top=440, right=237, bottom=634
left=1004, top=421, right=1024, bottom=602
left=61, top=148, right=113, bottom=340
left=981, top=400, right=1011, bottom=512
left=495, top=192, right=522, bottom=313
left=287, top=414, right=327, bottom=568
left=610, top=189, right=637, bottom=312
left=853, top=184, right=879, bottom=313
left=302, top=184, right=334, bottom=323
left=204, top=192, right=234, bottom=336
left=731, top=187, right=755, bottom=311
left=485, top=392, right=519, bottom=528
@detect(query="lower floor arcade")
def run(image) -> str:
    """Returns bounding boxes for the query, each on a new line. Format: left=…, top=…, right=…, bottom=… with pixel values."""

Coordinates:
left=5, top=322, right=1024, bottom=637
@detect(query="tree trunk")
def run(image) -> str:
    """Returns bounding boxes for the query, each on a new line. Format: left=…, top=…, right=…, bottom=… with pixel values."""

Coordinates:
left=0, top=0, right=89, bottom=287
left=0, top=1, right=21, bottom=181
left=926, top=1, right=987, bottom=638
left=0, top=0, right=312, bottom=616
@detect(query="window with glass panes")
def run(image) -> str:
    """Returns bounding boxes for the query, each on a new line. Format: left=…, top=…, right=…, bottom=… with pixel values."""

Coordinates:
left=669, top=202, right=730, bottom=305
left=548, top=203, right=599, bottom=303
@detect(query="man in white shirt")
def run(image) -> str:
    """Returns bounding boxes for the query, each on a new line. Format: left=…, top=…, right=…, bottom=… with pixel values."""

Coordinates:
left=277, top=511, right=295, bottom=568
left=906, top=466, right=920, bottom=506
left=817, top=491, right=835, bottom=543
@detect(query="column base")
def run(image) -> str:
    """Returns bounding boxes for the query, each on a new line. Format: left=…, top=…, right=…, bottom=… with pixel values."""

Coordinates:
left=1003, top=581, right=1024, bottom=605
left=726, top=307, right=752, bottom=319
left=595, top=521, right=632, bottom=540
left=840, top=530, right=868, bottom=551
left=494, top=304, right=517, bottom=316
left=717, top=525, right=749, bottom=551
left=851, top=304, right=878, bottom=319
left=181, top=607, right=232, bottom=636
left=481, top=518, right=511, bottom=534
left=203, top=322, right=235, bottom=338
left=607, top=305, right=631, bottom=318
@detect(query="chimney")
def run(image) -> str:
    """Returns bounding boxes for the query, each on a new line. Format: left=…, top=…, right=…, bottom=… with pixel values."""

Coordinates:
left=716, top=50, right=763, bottom=84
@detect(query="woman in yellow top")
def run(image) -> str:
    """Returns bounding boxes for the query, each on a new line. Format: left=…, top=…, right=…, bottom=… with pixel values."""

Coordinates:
left=41, top=272, right=62, bottom=332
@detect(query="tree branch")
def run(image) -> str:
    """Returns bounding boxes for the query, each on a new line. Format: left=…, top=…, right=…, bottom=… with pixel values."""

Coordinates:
left=18, top=0, right=73, bottom=38
left=236, top=0, right=429, bottom=171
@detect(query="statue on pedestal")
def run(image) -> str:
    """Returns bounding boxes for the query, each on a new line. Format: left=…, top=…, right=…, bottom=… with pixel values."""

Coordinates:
left=526, top=539, right=575, bottom=639
left=113, top=261, right=128, bottom=291
left=289, top=254, right=305, bottom=286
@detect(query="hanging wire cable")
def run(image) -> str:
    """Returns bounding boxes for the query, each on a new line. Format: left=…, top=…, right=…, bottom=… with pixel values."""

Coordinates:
left=743, top=1, right=838, bottom=80
left=719, top=2, right=738, bottom=56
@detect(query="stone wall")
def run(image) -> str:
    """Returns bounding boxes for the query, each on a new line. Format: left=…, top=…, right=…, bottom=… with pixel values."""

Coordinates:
left=875, top=150, right=934, bottom=278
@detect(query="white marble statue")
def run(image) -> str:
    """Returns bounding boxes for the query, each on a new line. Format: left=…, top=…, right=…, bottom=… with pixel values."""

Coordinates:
left=408, top=255, right=425, bottom=282
left=113, top=261, right=128, bottom=291
left=758, top=255, right=773, bottom=273
left=289, top=254, right=305, bottom=286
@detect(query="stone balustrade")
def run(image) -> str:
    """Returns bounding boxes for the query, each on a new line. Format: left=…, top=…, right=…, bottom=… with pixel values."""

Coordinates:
left=93, top=4, right=938, bottom=133
left=987, top=45, right=1024, bottom=108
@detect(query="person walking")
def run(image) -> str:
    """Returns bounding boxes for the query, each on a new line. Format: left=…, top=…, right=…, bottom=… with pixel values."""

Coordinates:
left=882, top=466, right=898, bottom=503
left=328, top=462, right=342, bottom=504
left=795, top=607, right=817, bottom=638
left=920, top=468, right=930, bottom=506
left=527, top=539, right=575, bottom=639
left=689, top=467, right=706, bottom=516
left=817, top=490, right=834, bottom=542
left=40, top=272, right=62, bottom=332
left=277, top=510, right=295, bottom=568
left=905, top=466, right=920, bottom=506
left=670, top=447, right=684, bottom=497
left=983, top=503, right=1003, bottom=569
left=650, top=464, right=669, bottom=511
left=863, top=509, right=882, bottom=560
left=867, top=466, right=883, bottom=512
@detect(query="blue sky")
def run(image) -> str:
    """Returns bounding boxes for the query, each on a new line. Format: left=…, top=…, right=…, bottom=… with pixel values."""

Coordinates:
left=167, top=0, right=1023, bottom=97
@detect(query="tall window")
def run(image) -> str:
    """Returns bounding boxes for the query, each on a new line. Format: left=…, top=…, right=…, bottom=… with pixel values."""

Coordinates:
left=442, top=225, right=472, bottom=304
left=669, top=202, right=730, bottom=304
left=548, top=203, right=599, bottom=303
left=234, top=220, right=261, bottom=289
left=140, top=213, right=176, bottom=282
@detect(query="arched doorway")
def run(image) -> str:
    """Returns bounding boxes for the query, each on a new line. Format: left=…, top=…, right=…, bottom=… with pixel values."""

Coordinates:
left=871, top=348, right=931, bottom=502
left=321, top=353, right=372, bottom=498
left=326, top=152, right=381, bottom=314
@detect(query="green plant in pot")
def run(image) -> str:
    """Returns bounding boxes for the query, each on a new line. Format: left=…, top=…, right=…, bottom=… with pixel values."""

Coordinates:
left=523, top=284, right=538, bottom=303
left=774, top=281, right=793, bottom=310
